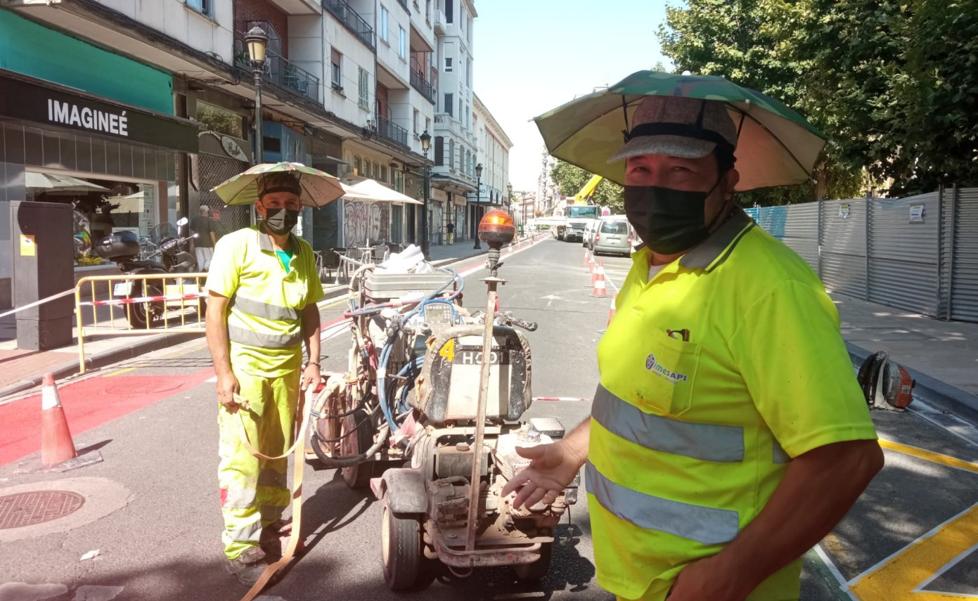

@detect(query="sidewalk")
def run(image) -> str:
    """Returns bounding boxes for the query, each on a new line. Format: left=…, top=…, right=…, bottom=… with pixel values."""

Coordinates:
left=0, top=239, right=504, bottom=401
left=834, top=293, right=978, bottom=413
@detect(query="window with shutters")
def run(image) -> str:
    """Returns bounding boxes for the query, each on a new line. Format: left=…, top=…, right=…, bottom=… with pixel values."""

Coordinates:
left=435, top=136, right=444, bottom=166
left=358, top=67, right=369, bottom=110
left=331, top=49, right=343, bottom=90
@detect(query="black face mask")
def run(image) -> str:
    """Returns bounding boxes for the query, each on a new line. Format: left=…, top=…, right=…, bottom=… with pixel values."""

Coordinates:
left=261, top=207, right=300, bottom=235
left=624, top=178, right=723, bottom=255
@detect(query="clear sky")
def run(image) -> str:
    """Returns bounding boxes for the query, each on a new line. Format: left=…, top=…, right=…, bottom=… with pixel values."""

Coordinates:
left=474, top=1, right=672, bottom=192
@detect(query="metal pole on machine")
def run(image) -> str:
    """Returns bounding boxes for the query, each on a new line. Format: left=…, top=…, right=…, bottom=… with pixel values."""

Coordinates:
left=465, top=210, right=516, bottom=553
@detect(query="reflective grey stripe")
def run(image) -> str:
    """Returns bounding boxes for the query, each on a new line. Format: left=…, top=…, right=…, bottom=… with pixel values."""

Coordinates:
left=231, top=295, right=299, bottom=322
left=773, top=441, right=791, bottom=464
left=591, top=385, right=744, bottom=462
left=585, top=462, right=739, bottom=545
left=227, top=520, right=262, bottom=543
left=228, top=325, right=301, bottom=349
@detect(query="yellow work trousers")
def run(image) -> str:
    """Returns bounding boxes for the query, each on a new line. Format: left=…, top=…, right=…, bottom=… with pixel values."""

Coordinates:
left=217, top=368, right=299, bottom=560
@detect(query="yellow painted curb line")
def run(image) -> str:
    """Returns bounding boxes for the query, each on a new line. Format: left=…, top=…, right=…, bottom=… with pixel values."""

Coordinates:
left=879, top=438, right=978, bottom=474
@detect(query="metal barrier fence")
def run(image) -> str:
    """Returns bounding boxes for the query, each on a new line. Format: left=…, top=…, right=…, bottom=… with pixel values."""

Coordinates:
left=745, top=185, right=978, bottom=323
left=75, top=272, right=209, bottom=373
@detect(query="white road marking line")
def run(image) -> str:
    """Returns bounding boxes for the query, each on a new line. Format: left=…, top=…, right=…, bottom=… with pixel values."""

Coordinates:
left=814, top=544, right=859, bottom=600
left=911, top=540, right=978, bottom=593
left=908, top=399, right=978, bottom=449
left=847, top=501, right=978, bottom=587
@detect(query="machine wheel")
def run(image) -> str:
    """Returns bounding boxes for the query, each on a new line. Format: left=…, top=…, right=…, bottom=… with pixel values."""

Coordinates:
left=381, top=491, right=431, bottom=591
left=340, top=408, right=375, bottom=489
left=125, top=280, right=164, bottom=329
left=513, top=543, right=553, bottom=582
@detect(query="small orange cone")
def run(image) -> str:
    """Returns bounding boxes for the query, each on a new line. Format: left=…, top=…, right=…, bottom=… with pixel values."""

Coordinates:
left=608, top=296, right=617, bottom=325
left=592, top=265, right=608, bottom=297
left=41, top=373, right=77, bottom=468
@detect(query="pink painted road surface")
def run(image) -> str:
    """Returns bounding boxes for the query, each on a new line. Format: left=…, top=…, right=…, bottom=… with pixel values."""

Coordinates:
left=0, top=370, right=212, bottom=465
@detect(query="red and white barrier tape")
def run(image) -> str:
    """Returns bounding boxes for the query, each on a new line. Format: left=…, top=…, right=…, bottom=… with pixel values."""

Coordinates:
left=80, top=292, right=207, bottom=307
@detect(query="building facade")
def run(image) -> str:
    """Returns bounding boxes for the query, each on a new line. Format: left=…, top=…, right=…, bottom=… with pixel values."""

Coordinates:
left=0, top=0, right=507, bottom=306
left=429, top=0, right=478, bottom=243
left=473, top=93, right=512, bottom=211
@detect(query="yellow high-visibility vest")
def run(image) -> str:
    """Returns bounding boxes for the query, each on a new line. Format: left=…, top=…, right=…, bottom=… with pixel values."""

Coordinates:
left=589, top=211, right=877, bottom=601
left=206, top=227, right=324, bottom=379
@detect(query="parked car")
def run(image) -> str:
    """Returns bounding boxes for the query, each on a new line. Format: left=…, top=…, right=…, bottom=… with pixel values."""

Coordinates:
left=592, top=217, right=635, bottom=257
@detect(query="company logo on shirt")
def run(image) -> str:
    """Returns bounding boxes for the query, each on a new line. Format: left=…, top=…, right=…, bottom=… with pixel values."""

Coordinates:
left=645, top=353, right=688, bottom=383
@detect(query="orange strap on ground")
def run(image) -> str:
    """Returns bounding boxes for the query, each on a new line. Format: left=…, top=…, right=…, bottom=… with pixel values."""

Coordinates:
left=235, top=384, right=318, bottom=601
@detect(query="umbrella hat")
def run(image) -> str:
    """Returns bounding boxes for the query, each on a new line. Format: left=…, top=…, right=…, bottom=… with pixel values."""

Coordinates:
left=534, top=70, right=826, bottom=191
left=211, top=162, right=345, bottom=207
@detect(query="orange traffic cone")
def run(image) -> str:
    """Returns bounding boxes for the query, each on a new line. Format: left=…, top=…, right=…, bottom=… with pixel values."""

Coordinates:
left=608, top=296, right=617, bottom=325
left=592, top=265, right=608, bottom=298
left=41, top=373, right=77, bottom=468
left=584, top=249, right=591, bottom=267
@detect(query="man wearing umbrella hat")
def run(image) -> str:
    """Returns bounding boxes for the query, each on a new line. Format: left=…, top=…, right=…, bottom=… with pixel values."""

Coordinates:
left=504, top=86, right=883, bottom=601
left=205, top=171, right=324, bottom=585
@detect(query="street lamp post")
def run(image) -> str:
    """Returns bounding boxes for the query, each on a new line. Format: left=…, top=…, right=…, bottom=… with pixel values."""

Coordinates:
left=419, top=130, right=432, bottom=258
left=472, top=162, right=483, bottom=249
left=245, top=25, right=268, bottom=227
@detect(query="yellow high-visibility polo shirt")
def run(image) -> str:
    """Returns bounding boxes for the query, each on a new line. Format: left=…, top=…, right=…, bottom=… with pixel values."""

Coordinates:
left=589, top=210, right=877, bottom=601
left=206, top=226, right=324, bottom=378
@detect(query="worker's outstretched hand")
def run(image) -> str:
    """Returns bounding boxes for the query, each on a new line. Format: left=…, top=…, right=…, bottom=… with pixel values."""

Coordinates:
left=300, top=363, right=321, bottom=392
left=502, top=441, right=584, bottom=509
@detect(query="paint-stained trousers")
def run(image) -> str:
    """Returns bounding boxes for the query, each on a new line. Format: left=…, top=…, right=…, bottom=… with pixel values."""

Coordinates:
left=217, top=368, right=299, bottom=560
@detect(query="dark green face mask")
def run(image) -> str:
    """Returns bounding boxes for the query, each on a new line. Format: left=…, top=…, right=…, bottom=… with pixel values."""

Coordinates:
left=624, top=178, right=722, bottom=254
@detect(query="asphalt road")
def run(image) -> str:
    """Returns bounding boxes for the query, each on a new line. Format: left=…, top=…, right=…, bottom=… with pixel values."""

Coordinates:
left=1, top=238, right=977, bottom=601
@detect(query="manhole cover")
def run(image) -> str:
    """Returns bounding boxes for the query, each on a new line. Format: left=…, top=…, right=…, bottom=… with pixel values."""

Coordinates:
left=0, top=490, right=85, bottom=529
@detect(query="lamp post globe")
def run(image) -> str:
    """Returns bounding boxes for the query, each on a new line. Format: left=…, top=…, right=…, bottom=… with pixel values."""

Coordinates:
left=473, top=162, right=483, bottom=249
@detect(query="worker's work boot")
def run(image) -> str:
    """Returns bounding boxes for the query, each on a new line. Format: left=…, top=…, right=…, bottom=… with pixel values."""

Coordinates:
left=259, top=519, right=292, bottom=560
left=225, top=546, right=268, bottom=586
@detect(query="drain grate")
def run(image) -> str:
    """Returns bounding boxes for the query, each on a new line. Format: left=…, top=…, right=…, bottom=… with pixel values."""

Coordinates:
left=0, top=490, right=85, bottom=529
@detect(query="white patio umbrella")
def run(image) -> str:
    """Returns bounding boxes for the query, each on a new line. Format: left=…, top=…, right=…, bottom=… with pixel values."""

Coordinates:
left=25, top=171, right=109, bottom=193
left=341, top=176, right=422, bottom=205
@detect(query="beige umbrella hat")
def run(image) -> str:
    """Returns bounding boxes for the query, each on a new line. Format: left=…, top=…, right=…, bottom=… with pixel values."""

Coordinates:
left=211, top=162, right=346, bottom=207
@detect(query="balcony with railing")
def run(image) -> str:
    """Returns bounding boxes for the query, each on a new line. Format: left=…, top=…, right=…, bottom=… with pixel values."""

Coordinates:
left=376, top=115, right=409, bottom=148
left=410, top=70, right=436, bottom=104
left=323, top=0, right=375, bottom=49
left=234, top=35, right=320, bottom=105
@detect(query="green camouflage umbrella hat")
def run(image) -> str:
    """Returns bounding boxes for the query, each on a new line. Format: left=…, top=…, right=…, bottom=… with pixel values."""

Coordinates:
left=210, top=162, right=346, bottom=207
left=534, top=70, right=827, bottom=191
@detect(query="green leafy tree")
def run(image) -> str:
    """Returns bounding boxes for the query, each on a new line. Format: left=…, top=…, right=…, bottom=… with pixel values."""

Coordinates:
left=550, top=160, right=624, bottom=212
left=659, top=0, right=978, bottom=198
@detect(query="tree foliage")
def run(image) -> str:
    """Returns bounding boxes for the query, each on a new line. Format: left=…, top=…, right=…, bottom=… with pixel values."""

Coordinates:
left=659, top=0, right=978, bottom=200
left=550, top=160, right=625, bottom=212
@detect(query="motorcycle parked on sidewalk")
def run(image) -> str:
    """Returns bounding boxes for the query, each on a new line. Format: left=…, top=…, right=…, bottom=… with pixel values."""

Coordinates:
left=93, top=217, right=202, bottom=329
